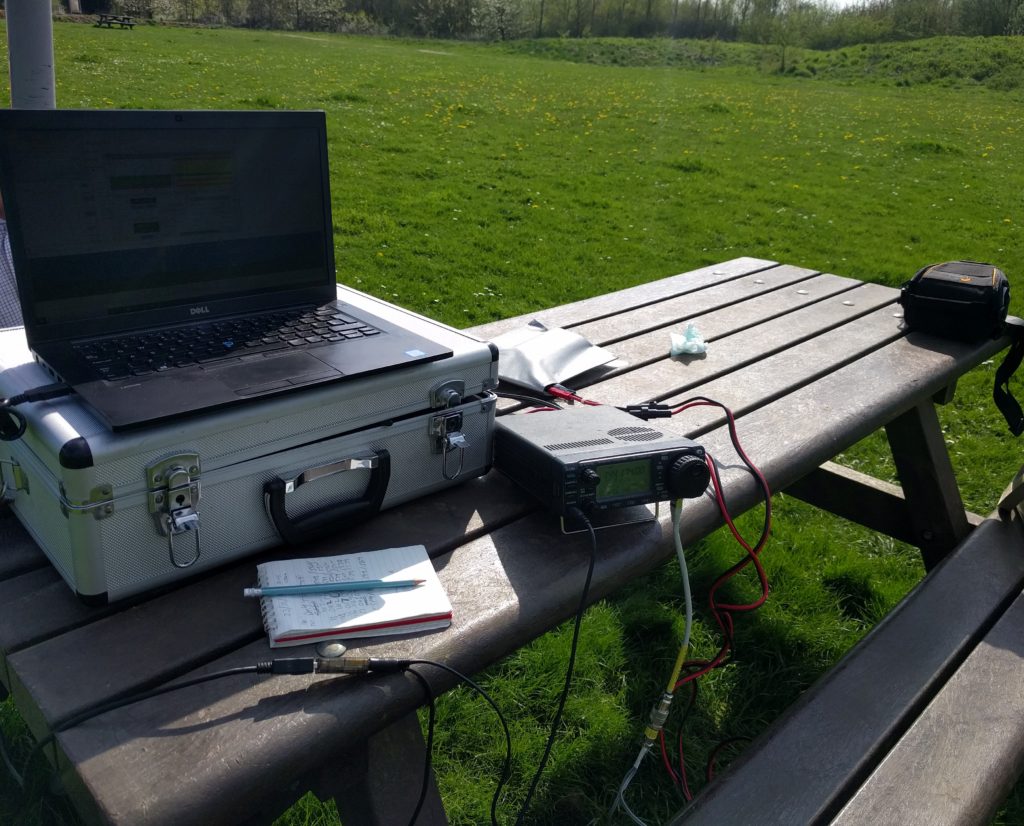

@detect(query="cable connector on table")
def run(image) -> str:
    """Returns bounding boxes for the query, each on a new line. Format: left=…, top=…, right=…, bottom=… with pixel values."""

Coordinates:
left=546, top=384, right=601, bottom=406
left=5, top=381, right=73, bottom=407
left=1, top=382, right=74, bottom=442
left=256, top=656, right=412, bottom=675
left=623, top=403, right=673, bottom=420
left=547, top=384, right=582, bottom=402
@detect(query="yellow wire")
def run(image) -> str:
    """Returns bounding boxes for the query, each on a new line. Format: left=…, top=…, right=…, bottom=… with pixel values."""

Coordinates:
left=665, top=641, right=689, bottom=694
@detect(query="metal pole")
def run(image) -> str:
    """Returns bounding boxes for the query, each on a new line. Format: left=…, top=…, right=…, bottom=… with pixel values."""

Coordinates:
left=5, top=0, right=57, bottom=109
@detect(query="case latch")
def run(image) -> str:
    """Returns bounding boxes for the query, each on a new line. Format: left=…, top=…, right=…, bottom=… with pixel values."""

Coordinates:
left=430, top=411, right=468, bottom=481
left=146, top=454, right=202, bottom=569
left=0, top=458, right=29, bottom=502
left=430, top=379, right=465, bottom=409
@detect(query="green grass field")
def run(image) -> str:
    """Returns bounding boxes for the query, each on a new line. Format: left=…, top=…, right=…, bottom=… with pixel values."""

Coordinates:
left=1, top=23, right=1023, bottom=825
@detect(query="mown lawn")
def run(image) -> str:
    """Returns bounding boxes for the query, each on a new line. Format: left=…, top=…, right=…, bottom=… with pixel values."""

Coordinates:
left=1, top=23, right=1022, bottom=825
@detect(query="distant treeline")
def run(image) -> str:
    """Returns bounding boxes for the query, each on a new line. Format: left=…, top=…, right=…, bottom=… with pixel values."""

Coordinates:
left=69, top=0, right=1024, bottom=46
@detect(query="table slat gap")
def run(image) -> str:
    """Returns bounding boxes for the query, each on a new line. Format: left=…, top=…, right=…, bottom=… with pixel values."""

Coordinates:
left=467, top=257, right=778, bottom=340
left=575, top=264, right=824, bottom=346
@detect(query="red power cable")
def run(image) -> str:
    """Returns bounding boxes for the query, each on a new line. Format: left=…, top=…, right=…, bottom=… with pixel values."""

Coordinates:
left=655, top=397, right=772, bottom=794
left=546, top=384, right=602, bottom=406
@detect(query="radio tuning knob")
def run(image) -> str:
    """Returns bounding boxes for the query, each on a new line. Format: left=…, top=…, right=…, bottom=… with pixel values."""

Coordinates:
left=668, top=454, right=711, bottom=499
left=582, top=468, right=601, bottom=487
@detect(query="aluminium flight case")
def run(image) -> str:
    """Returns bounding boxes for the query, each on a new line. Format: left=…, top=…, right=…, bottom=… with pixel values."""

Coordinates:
left=0, top=287, right=498, bottom=603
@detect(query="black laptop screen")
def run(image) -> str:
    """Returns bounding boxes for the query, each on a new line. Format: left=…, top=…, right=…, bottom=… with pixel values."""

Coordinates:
left=0, top=110, right=335, bottom=339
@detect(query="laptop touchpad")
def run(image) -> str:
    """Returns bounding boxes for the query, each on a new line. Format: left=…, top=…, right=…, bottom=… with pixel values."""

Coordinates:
left=206, top=353, right=340, bottom=391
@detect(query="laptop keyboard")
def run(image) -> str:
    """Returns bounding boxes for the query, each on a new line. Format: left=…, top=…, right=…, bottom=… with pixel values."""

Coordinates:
left=74, top=306, right=382, bottom=381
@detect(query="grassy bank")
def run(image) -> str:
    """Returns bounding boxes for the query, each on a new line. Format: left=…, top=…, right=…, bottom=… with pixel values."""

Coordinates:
left=499, top=34, right=1024, bottom=91
left=0, top=24, right=1022, bottom=825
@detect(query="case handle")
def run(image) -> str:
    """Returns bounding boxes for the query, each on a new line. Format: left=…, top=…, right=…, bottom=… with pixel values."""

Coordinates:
left=264, top=449, right=391, bottom=545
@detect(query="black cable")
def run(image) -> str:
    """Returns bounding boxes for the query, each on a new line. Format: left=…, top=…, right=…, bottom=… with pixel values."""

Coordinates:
left=513, top=506, right=598, bottom=826
left=55, top=665, right=260, bottom=734
left=22, top=665, right=260, bottom=781
left=404, top=666, right=437, bottom=826
left=670, top=677, right=699, bottom=800
left=495, top=391, right=561, bottom=412
left=705, top=735, right=751, bottom=782
left=0, top=403, right=26, bottom=442
left=12, top=655, right=460, bottom=820
left=1, top=382, right=74, bottom=442
left=403, top=659, right=513, bottom=826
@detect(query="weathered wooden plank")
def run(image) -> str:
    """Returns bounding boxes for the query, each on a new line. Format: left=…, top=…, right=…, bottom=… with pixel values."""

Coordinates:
left=588, top=282, right=898, bottom=399
left=589, top=303, right=906, bottom=434
left=671, top=517, right=1024, bottom=826
left=5, top=473, right=532, bottom=740
left=584, top=273, right=874, bottom=375
left=495, top=272, right=872, bottom=402
left=787, top=462, right=984, bottom=545
left=697, top=332, right=1011, bottom=498
left=885, top=401, right=971, bottom=569
left=831, top=577, right=1024, bottom=826
left=786, top=461, right=919, bottom=546
left=468, top=257, right=776, bottom=341
left=570, top=264, right=822, bottom=346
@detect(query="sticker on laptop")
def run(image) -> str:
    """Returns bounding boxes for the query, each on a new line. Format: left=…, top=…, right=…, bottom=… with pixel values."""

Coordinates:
left=405, top=349, right=427, bottom=358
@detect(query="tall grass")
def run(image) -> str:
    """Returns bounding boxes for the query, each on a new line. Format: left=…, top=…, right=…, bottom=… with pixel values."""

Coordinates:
left=1, top=23, right=1022, bottom=825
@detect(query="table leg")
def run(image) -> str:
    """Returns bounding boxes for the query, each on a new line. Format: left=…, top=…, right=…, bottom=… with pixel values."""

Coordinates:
left=233, top=712, right=447, bottom=825
left=885, top=401, right=971, bottom=570
left=786, top=401, right=973, bottom=571
left=329, top=711, right=448, bottom=826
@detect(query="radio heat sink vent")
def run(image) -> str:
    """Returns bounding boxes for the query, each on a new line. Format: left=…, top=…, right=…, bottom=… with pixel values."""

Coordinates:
left=544, top=437, right=615, bottom=452
left=608, top=426, right=663, bottom=442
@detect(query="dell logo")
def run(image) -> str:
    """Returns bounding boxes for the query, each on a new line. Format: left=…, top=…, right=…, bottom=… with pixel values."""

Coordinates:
left=190, top=306, right=211, bottom=316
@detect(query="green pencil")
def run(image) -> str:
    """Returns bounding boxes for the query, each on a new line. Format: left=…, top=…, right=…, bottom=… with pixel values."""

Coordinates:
left=243, top=579, right=425, bottom=598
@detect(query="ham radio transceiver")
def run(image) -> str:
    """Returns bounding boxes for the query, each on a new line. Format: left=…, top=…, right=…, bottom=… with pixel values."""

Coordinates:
left=494, top=405, right=710, bottom=516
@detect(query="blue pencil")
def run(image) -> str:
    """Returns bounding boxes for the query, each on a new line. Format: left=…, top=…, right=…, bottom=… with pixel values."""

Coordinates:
left=243, top=578, right=425, bottom=598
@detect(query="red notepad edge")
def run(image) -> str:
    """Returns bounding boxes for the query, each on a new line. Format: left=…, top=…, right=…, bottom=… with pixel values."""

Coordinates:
left=274, top=611, right=453, bottom=644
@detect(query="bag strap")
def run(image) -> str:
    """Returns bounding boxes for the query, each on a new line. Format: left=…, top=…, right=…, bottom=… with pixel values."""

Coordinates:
left=994, top=316, right=1024, bottom=437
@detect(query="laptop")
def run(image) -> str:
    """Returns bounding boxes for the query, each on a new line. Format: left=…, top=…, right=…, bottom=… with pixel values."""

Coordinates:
left=0, top=109, right=452, bottom=431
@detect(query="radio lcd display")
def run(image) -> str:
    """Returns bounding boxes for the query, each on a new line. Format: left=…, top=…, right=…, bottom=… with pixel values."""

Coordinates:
left=594, top=459, right=651, bottom=501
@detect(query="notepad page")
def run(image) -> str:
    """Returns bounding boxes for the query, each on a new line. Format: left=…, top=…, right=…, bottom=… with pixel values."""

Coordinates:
left=256, top=544, right=452, bottom=646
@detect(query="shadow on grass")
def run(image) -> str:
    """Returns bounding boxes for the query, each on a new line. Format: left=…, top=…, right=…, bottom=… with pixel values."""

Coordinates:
left=509, top=498, right=925, bottom=825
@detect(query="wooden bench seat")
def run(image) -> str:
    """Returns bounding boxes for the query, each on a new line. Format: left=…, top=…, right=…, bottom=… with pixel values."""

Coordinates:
left=670, top=513, right=1024, bottom=824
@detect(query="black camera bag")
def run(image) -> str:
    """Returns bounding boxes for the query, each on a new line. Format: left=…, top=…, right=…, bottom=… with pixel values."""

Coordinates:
left=899, top=260, right=1009, bottom=342
left=900, top=260, right=1023, bottom=436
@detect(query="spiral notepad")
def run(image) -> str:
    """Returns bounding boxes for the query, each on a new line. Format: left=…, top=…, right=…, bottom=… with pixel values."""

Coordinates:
left=255, top=544, right=452, bottom=648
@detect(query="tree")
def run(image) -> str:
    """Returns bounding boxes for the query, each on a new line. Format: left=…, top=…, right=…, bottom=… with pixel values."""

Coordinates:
left=474, top=0, right=525, bottom=37
left=1011, top=0, right=1024, bottom=31
left=959, top=0, right=1022, bottom=34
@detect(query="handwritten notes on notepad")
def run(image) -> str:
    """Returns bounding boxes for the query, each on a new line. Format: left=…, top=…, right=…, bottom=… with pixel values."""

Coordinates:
left=255, top=545, right=452, bottom=648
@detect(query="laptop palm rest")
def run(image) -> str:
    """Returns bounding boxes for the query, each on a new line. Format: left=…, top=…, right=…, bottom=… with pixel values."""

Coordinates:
left=203, top=352, right=340, bottom=393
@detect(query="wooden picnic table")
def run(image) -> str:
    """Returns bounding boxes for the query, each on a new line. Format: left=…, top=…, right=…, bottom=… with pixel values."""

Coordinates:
left=0, top=257, right=1014, bottom=824
left=94, top=14, right=135, bottom=29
